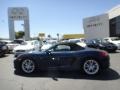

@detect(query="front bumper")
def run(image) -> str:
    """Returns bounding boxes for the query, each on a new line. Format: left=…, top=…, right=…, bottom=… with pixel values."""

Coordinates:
left=14, top=59, right=21, bottom=70
left=14, top=52, right=25, bottom=58
left=0, top=49, right=7, bottom=56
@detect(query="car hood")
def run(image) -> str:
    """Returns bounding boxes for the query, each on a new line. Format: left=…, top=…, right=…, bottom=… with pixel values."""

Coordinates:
left=7, top=43, right=19, bottom=46
left=112, top=41, right=120, bottom=44
left=14, top=45, right=34, bottom=50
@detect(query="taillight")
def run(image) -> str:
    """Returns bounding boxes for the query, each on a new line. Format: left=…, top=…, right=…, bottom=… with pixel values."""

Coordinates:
left=99, top=51, right=108, bottom=57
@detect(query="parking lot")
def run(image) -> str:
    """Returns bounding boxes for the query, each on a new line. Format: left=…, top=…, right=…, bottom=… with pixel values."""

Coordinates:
left=0, top=51, right=120, bottom=90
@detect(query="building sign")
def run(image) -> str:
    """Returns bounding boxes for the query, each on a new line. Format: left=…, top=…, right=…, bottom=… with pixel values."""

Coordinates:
left=8, top=7, right=30, bottom=40
left=86, top=23, right=102, bottom=28
left=8, top=7, right=28, bottom=20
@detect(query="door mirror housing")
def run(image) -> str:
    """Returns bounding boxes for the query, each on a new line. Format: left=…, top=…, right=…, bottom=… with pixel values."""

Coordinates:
left=45, top=50, right=51, bottom=55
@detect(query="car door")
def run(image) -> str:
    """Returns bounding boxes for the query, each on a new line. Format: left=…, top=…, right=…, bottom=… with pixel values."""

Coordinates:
left=37, top=51, right=58, bottom=69
left=50, top=45, right=74, bottom=68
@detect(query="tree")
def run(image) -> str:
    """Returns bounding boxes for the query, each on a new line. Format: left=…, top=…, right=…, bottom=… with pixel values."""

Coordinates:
left=15, top=31, right=25, bottom=39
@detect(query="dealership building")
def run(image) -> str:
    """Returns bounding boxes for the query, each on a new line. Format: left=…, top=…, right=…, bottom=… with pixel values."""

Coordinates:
left=83, top=5, right=120, bottom=40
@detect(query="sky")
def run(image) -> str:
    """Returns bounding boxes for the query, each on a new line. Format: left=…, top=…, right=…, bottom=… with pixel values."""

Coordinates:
left=0, top=0, right=120, bottom=38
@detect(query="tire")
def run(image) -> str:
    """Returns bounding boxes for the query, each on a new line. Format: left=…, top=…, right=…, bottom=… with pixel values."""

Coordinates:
left=0, top=53, right=5, bottom=57
left=21, top=59, right=36, bottom=74
left=82, top=58, right=101, bottom=75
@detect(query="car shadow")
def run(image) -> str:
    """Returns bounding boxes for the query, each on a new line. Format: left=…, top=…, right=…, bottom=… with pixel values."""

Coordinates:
left=0, top=54, right=9, bottom=58
left=109, top=50, right=120, bottom=54
left=14, top=68, right=120, bottom=81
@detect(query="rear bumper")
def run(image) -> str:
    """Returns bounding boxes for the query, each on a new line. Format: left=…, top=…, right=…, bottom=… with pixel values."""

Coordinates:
left=99, top=55, right=110, bottom=69
left=117, top=45, right=120, bottom=49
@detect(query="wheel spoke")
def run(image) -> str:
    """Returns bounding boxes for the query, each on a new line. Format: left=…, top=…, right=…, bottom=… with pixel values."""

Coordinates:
left=22, top=59, right=35, bottom=73
left=84, top=60, right=99, bottom=75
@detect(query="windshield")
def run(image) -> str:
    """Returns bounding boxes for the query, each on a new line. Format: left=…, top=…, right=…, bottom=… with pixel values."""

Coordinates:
left=92, top=39, right=109, bottom=44
left=21, top=42, right=27, bottom=45
left=111, top=37, right=120, bottom=41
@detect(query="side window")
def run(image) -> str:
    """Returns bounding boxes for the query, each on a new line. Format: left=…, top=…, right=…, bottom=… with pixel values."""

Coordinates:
left=31, top=42, right=34, bottom=45
left=87, top=40, right=95, bottom=44
left=104, top=39, right=108, bottom=41
left=55, top=45, right=71, bottom=51
left=71, top=45, right=84, bottom=51
left=35, top=41, right=39, bottom=45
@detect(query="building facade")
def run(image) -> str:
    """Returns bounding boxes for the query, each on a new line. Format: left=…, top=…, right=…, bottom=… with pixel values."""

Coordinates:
left=83, top=5, right=120, bottom=40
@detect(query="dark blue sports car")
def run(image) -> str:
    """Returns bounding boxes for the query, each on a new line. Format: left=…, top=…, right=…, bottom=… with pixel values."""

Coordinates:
left=14, top=42, right=110, bottom=75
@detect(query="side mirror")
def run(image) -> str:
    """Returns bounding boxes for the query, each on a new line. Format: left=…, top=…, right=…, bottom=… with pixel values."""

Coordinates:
left=45, top=50, right=51, bottom=55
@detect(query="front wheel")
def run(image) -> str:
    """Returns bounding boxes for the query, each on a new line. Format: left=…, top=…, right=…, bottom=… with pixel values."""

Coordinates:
left=83, top=59, right=100, bottom=75
left=21, top=59, right=35, bottom=74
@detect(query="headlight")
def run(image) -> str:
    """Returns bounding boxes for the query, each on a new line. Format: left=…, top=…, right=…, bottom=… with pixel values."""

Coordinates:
left=2, top=46, right=7, bottom=50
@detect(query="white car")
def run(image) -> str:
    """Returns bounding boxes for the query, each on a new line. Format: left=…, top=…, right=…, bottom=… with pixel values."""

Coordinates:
left=41, top=40, right=57, bottom=51
left=41, top=43, right=53, bottom=51
left=104, top=37, right=120, bottom=49
left=7, top=39, right=24, bottom=53
left=68, top=39, right=87, bottom=47
left=7, top=43, right=20, bottom=53
left=13, top=40, right=40, bottom=57
left=0, top=40, right=12, bottom=44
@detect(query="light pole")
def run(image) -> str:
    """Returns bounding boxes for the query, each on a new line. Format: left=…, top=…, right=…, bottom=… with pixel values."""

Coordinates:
left=21, top=24, right=25, bottom=40
left=57, top=33, right=59, bottom=42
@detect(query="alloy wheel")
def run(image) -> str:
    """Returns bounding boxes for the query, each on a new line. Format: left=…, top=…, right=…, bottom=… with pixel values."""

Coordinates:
left=83, top=59, right=99, bottom=75
left=21, top=59, right=35, bottom=73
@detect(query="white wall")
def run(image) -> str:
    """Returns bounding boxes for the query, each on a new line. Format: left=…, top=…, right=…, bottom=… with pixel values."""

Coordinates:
left=83, top=14, right=109, bottom=41
left=108, top=5, right=120, bottom=19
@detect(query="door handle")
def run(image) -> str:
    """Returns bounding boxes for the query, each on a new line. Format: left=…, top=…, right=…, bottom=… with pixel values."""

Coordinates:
left=52, top=57, right=55, bottom=60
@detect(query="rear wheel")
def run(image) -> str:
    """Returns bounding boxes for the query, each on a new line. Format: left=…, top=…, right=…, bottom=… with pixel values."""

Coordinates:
left=21, top=59, right=35, bottom=74
left=83, top=59, right=100, bottom=75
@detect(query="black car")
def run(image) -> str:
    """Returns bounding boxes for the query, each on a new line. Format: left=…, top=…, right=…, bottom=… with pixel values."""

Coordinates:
left=87, top=39, right=117, bottom=52
left=14, top=42, right=110, bottom=75
left=0, top=42, right=8, bottom=57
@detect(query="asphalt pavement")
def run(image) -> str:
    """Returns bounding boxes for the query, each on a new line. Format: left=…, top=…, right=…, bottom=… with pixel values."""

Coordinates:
left=0, top=51, right=120, bottom=90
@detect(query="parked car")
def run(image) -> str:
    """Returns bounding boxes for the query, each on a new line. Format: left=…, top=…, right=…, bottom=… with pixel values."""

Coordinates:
left=62, top=38, right=87, bottom=47
left=14, top=42, right=110, bottom=75
left=87, top=39, right=117, bottom=52
left=69, top=38, right=86, bottom=43
left=0, top=42, right=8, bottom=57
left=13, top=40, right=40, bottom=57
left=41, top=43, right=53, bottom=51
left=41, top=41, right=57, bottom=51
left=7, top=39, right=24, bottom=53
left=104, top=37, right=120, bottom=49
left=0, top=40, right=12, bottom=44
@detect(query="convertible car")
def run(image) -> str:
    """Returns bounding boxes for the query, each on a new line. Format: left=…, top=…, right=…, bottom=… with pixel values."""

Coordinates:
left=14, top=42, right=110, bottom=75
